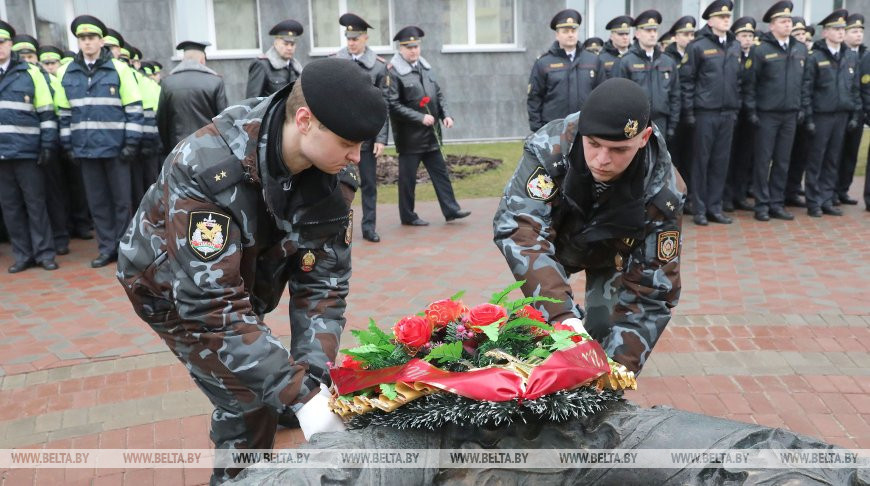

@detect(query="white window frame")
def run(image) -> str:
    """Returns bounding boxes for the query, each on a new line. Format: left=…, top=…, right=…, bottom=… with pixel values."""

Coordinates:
left=170, top=0, right=263, bottom=60
left=307, top=0, right=395, bottom=57
left=441, top=0, right=525, bottom=53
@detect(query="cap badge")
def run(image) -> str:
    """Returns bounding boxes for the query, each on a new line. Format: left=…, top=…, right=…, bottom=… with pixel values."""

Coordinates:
left=567, top=17, right=574, bottom=23
left=621, top=23, right=628, bottom=28
left=624, top=119, right=639, bottom=138
left=721, top=6, right=729, bottom=12
left=784, top=8, right=791, bottom=14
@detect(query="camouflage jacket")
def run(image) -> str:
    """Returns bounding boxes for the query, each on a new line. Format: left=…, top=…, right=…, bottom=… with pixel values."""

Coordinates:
left=493, top=113, right=685, bottom=372
left=116, top=85, right=356, bottom=412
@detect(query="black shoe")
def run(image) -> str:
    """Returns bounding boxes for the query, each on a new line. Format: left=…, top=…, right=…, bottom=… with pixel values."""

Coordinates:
left=56, top=247, right=70, bottom=256
left=362, top=230, right=380, bottom=242
left=797, top=188, right=805, bottom=196
left=821, top=205, right=843, bottom=216
left=808, top=207, right=822, bottom=217
left=832, top=195, right=841, bottom=206
left=693, top=214, right=708, bottom=226
left=769, top=208, right=794, bottom=220
left=8, top=261, right=34, bottom=274
left=754, top=212, right=770, bottom=222
left=401, top=219, right=429, bottom=226
left=734, top=199, right=754, bottom=211
left=838, top=194, right=859, bottom=205
left=277, top=412, right=300, bottom=430
left=38, top=259, right=59, bottom=271
left=707, top=212, right=733, bottom=224
left=90, top=254, right=116, bottom=268
left=445, top=210, right=471, bottom=221
left=785, top=196, right=807, bottom=208
left=723, top=201, right=735, bottom=213
left=73, top=231, right=94, bottom=240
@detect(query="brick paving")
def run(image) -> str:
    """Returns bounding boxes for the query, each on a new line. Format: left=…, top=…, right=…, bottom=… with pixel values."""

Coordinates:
left=1, top=188, right=868, bottom=485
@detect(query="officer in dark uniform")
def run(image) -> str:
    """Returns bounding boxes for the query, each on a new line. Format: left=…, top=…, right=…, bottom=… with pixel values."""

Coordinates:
left=743, top=2, right=808, bottom=221
left=802, top=9, right=861, bottom=217
left=861, top=48, right=870, bottom=211
left=723, top=16, right=756, bottom=214
left=386, top=26, right=469, bottom=226
left=584, top=37, right=603, bottom=54
left=681, top=0, right=742, bottom=226
left=663, top=16, right=697, bottom=206
left=156, top=40, right=227, bottom=155
left=600, top=15, right=634, bottom=78
left=785, top=16, right=813, bottom=207
left=332, top=13, right=389, bottom=242
left=246, top=20, right=303, bottom=98
left=527, top=9, right=605, bottom=132
left=613, top=10, right=680, bottom=139
left=834, top=13, right=865, bottom=205
left=0, top=20, right=59, bottom=272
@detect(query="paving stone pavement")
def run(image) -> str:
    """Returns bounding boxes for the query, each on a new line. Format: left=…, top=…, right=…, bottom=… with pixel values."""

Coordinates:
left=0, top=190, right=868, bottom=485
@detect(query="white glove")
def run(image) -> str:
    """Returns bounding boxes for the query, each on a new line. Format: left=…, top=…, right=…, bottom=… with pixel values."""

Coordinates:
left=561, top=317, right=588, bottom=336
left=296, top=384, right=346, bottom=440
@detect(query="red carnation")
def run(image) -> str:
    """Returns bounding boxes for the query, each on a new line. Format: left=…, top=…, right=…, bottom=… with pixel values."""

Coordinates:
left=553, top=322, right=583, bottom=343
left=465, top=303, right=507, bottom=331
left=516, top=305, right=546, bottom=323
left=419, top=96, right=431, bottom=108
left=393, top=315, right=433, bottom=348
left=425, top=299, right=467, bottom=329
left=340, top=354, right=364, bottom=370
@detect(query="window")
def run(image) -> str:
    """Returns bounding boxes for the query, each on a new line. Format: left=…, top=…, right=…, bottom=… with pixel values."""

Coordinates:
left=309, top=0, right=393, bottom=55
left=172, top=0, right=261, bottom=58
left=32, top=0, right=121, bottom=51
left=443, top=0, right=520, bottom=51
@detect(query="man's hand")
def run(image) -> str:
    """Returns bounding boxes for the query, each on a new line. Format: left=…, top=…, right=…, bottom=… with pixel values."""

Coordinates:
left=422, top=114, right=435, bottom=126
left=442, top=117, right=454, bottom=129
left=796, top=110, right=805, bottom=124
left=296, top=384, right=346, bottom=440
left=684, top=114, right=696, bottom=127
left=37, top=148, right=55, bottom=167
left=666, top=127, right=675, bottom=139
left=805, top=121, right=816, bottom=134
left=373, top=142, right=385, bottom=158
left=140, top=143, right=158, bottom=157
left=561, top=317, right=588, bottom=336
left=748, top=113, right=760, bottom=126
left=120, top=143, right=139, bottom=163
left=847, top=117, right=860, bottom=131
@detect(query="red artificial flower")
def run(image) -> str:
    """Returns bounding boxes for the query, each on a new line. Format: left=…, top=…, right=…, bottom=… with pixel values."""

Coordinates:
left=425, top=299, right=468, bottom=329
left=516, top=305, right=546, bottom=323
left=419, top=96, right=431, bottom=108
left=340, top=354, right=364, bottom=370
left=465, top=303, right=507, bottom=331
left=393, top=315, right=433, bottom=347
left=553, top=322, right=583, bottom=343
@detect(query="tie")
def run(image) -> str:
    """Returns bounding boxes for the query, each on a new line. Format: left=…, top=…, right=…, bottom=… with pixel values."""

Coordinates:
left=87, top=62, right=94, bottom=71
left=0, top=67, right=4, bottom=77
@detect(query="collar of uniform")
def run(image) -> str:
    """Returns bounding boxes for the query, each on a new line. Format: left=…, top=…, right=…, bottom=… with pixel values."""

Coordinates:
left=169, top=59, right=220, bottom=76
left=388, top=52, right=431, bottom=76
left=0, top=58, right=10, bottom=72
left=335, top=46, right=376, bottom=69
left=265, top=45, right=302, bottom=73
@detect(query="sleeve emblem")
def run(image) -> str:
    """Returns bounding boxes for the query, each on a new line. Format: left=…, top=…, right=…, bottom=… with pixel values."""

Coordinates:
left=657, top=230, right=680, bottom=262
left=526, top=166, right=558, bottom=201
left=188, top=211, right=231, bottom=261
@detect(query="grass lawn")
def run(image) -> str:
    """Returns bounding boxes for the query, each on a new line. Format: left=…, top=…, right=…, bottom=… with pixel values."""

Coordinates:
left=375, top=129, right=869, bottom=204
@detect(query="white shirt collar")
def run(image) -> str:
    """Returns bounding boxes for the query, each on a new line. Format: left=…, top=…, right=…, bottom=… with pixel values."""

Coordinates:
left=0, top=59, right=10, bottom=72
left=827, top=43, right=840, bottom=56
left=719, top=36, right=727, bottom=44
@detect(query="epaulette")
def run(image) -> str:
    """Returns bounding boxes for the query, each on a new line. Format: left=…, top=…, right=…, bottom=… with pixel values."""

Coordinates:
left=196, top=155, right=246, bottom=195
left=650, top=186, right=681, bottom=219
left=338, top=165, right=360, bottom=191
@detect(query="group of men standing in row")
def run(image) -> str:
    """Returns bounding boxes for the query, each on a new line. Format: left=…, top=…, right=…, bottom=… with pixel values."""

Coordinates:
left=529, top=0, right=869, bottom=224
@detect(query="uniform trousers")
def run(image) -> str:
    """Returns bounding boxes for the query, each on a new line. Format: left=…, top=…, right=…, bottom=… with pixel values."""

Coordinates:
left=751, top=111, right=798, bottom=214
left=804, top=112, right=848, bottom=211
left=397, top=149, right=461, bottom=223
left=79, top=157, right=131, bottom=256
left=691, top=111, right=736, bottom=215
left=836, top=124, right=863, bottom=199
left=0, top=159, right=55, bottom=264
left=785, top=124, right=812, bottom=199
left=724, top=111, right=755, bottom=205
left=358, top=145, right=378, bottom=232
left=40, top=152, right=71, bottom=250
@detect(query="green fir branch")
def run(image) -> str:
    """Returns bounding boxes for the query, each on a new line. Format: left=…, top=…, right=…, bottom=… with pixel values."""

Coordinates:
left=489, top=280, right=525, bottom=305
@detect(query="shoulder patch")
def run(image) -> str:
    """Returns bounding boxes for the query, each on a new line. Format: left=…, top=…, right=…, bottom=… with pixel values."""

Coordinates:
left=745, top=58, right=752, bottom=69
left=526, top=166, right=558, bottom=201
left=188, top=211, right=231, bottom=261
left=657, top=230, right=680, bottom=263
left=198, top=156, right=245, bottom=195
left=650, top=186, right=680, bottom=217
left=862, top=74, right=870, bottom=84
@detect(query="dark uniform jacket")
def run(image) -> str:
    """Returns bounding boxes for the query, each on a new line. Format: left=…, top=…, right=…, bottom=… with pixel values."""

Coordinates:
left=599, top=40, right=625, bottom=78
left=156, top=60, right=228, bottom=154
left=0, top=54, right=58, bottom=160
left=117, top=85, right=357, bottom=410
left=681, top=25, right=743, bottom=113
left=245, top=46, right=302, bottom=99
left=527, top=41, right=606, bottom=132
left=802, top=40, right=861, bottom=122
left=744, top=32, right=807, bottom=115
left=860, top=52, right=870, bottom=121
left=386, top=53, right=449, bottom=154
left=332, top=47, right=389, bottom=151
left=493, top=112, right=685, bottom=373
left=613, top=41, right=681, bottom=131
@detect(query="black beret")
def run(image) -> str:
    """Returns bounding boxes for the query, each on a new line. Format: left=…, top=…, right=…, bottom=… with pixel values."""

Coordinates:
left=577, top=78, right=650, bottom=141
left=339, top=13, right=373, bottom=38
left=270, top=19, right=303, bottom=40
left=103, top=28, right=124, bottom=48
left=176, top=40, right=210, bottom=51
left=11, top=34, right=38, bottom=53
left=633, top=10, right=662, bottom=30
left=819, top=9, right=848, bottom=27
left=393, top=25, right=424, bottom=45
left=70, top=15, right=106, bottom=37
left=671, top=15, right=697, bottom=33
left=606, top=16, right=633, bottom=33
left=583, top=37, right=603, bottom=49
left=763, top=1, right=793, bottom=23
left=301, top=57, right=388, bottom=142
left=0, top=20, right=16, bottom=41
left=702, top=0, right=733, bottom=20
left=791, top=16, right=808, bottom=31
left=38, top=45, right=63, bottom=62
left=550, top=9, right=582, bottom=30
left=847, top=13, right=865, bottom=29
left=731, top=17, right=756, bottom=34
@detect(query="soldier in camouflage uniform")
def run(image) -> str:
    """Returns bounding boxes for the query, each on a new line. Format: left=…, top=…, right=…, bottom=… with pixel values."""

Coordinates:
left=493, top=78, right=684, bottom=374
left=116, top=58, right=386, bottom=484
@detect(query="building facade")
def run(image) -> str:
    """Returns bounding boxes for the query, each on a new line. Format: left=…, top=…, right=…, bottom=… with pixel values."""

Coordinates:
left=2, top=0, right=861, bottom=142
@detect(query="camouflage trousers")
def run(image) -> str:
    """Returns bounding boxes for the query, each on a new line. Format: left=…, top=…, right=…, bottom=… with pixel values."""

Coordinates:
left=582, top=267, right=620, bottom=344
left=140, top=309, right=280, bottom=485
